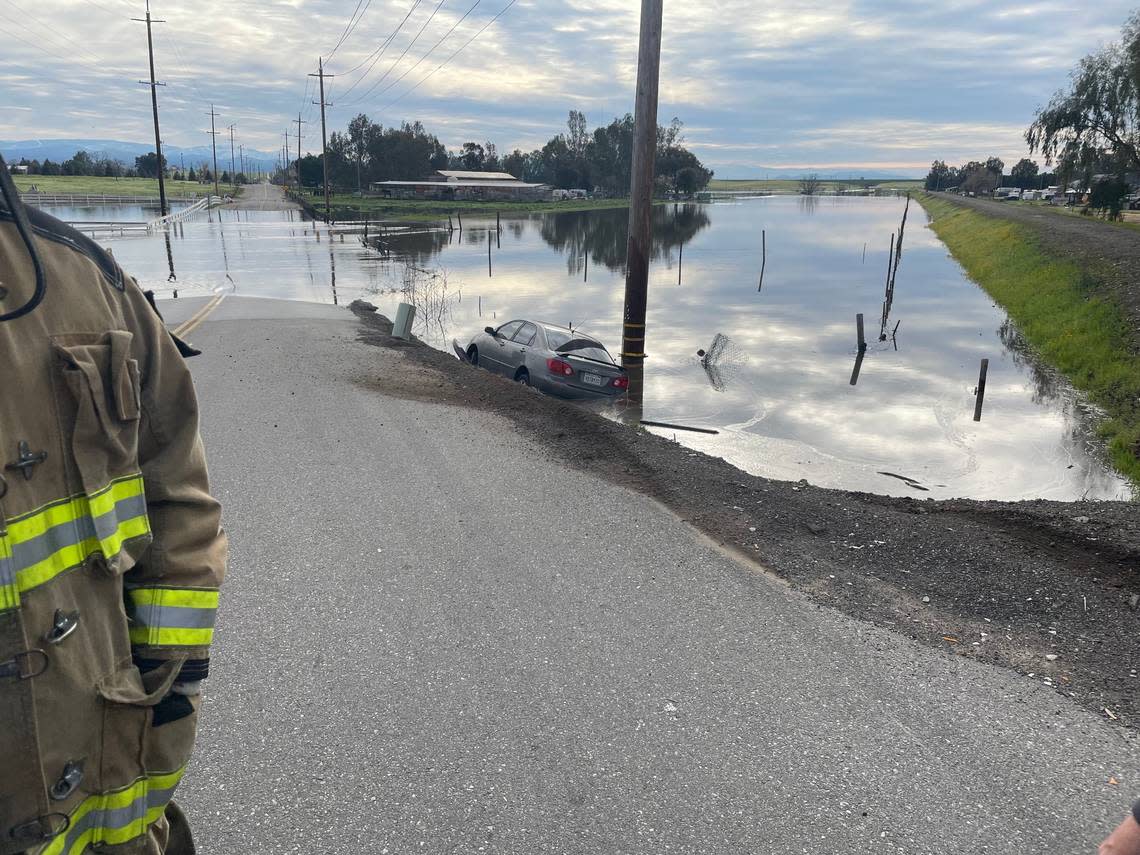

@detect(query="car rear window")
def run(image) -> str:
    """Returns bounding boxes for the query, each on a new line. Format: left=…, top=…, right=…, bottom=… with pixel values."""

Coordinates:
left=546, top=331, right=614, bottom=365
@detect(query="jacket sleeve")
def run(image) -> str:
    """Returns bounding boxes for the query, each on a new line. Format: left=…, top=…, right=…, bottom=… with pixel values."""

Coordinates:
left=119, top=278, right=227, bottom=682
left=1133, top=800, right=1140, bottom=826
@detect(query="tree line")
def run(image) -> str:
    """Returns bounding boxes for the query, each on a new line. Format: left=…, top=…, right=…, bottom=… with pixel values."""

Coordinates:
left=926, top=10, right=1139, bottom=213
left=924, top=157, right=1052, bottom=193
left=10, top=150, right=250, bottom=186
left=313, top=110, right=713, bottom=196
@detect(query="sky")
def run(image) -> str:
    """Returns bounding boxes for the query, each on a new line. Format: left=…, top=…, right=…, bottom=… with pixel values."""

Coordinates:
left=0, top=0, right=1136, bottom=177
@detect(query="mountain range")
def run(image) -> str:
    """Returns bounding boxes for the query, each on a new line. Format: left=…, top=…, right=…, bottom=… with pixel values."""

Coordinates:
left=0, top=138, right=280, bottom=172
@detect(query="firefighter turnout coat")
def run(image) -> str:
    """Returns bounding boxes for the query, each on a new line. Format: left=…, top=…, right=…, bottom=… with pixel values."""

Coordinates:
left=0, top=182, right=226, bottom=854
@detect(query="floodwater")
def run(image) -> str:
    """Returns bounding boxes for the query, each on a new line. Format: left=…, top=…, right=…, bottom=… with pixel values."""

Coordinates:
left=45, top=196, right=1132, bottom=502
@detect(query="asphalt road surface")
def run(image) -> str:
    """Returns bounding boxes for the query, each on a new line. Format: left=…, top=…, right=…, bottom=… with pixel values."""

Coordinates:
left=225, top=182, right=300, bottom=211
left=161, top=297, right=1139, bottom=854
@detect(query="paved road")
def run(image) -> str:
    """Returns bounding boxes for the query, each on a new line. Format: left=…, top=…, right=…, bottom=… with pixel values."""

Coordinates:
left=226, top=181, right=300, bottom=211
left=164, top=297, right=1138, bottom=854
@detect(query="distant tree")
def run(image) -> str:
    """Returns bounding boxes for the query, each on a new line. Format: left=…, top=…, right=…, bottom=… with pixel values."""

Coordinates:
left=1028, top=11, right=1140, bottom=177
left=960, top=163, right=999, bottom=195
left=460, top=142, right=486, bottom=170
left=297, top=155, right=322, bottom=187
left=483, top=141, right=501, bottom=172
left=221, top=170, right=231, bottom=184
left=188, top=166, right=197, bottom=182
left=1010, top=158, right=1040, bottom=189
left=1089, top=176, right=1130, bottom=219
left=134, top=152, right=166, bottom=178
left=924, top=160, right=956, bottom=190
left=41, top=159, right=61, bottom=176
left=675, top=166, right=703, bottom=196
left=567, top=109, right=590, bottom=158
left=799, top=173, right=822, bottom=195
left=984, top=157, right=1005, bottom=178
left=502, top=148, right=527, bottom=179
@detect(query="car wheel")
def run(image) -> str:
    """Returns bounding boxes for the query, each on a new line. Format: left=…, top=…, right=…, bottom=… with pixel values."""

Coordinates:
left=467, top=346, right=479, bottom=366
left=515, top=368, right=530, bottom=386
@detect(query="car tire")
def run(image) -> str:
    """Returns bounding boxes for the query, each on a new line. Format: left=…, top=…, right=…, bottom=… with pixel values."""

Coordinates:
left=467, top=346, right=479, bottom=366
left=515, top=368, right=530, bottom=386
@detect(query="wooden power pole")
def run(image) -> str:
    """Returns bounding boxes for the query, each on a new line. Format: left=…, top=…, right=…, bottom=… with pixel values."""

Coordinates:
left=206, top=105, right=221, bottom=197
left=134, top=0, right=168, bottom=216
left=620, top=0, right=663, bottom=367
left=293, top=113, right=306, bottom=191
left=309, top=57, right=335, bottom=221
left=227, top=123, right=237, bottom=189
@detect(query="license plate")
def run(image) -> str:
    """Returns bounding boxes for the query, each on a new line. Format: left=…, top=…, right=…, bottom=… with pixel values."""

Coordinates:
left=581, top=372, right=605, bottom=386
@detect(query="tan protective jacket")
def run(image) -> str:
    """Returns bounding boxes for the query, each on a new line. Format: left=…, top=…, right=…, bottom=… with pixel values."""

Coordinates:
left=0, top=187, right=226, bottom=854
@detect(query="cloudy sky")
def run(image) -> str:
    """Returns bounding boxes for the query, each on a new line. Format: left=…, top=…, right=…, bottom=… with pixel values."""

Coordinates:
left=0, top=0, right=1135, bottom=176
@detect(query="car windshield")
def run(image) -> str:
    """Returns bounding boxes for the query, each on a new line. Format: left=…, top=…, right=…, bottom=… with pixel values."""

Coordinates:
left=545, top=329, right=614, bottom=364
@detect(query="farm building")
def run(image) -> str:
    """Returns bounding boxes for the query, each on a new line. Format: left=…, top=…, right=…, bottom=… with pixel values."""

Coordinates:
left=370, top=170, right=551, bottom=201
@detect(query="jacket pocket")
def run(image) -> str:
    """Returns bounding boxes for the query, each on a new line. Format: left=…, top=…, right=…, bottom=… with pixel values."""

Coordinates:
left=95, top=660, right=180, bottom=791
left=52, top=331, right=150, bottom=575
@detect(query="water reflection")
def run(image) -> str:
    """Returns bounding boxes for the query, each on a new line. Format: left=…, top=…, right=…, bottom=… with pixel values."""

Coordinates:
left=54, top=196, right=1132, bottom=502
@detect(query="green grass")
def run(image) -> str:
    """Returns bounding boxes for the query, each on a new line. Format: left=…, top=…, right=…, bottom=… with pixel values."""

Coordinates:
left=709, top=178, right=923, bottom=193
left=12, top=174, right=236, bottom=199
left=318, top=193, right=638, bottom=222
left=919, top=193, right=1140, bottom=489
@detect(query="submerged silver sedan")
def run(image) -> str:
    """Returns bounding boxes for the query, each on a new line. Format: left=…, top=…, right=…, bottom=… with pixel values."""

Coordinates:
left=454, top=320, right=629, bottom=398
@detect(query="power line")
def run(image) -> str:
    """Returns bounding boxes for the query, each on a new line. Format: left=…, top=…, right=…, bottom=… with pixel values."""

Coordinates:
left=0, top=6, right=108, bottom=71
left=380, top=0, right=517, bottom=111
left=6, top=0, right=108, bottom=67
left=339, top=0, right=448, bottom=107
left=334, top=0, right=424, bottom=90
left=341, top=0, right=481, bottom=109
left=326, top=0, right=373, bottom=61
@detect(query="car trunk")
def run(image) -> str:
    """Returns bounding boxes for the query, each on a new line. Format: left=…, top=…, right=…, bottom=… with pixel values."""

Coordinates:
left=556, top=352, right=626, bottom=392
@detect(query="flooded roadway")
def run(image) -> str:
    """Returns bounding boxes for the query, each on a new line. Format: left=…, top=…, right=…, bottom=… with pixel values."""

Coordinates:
left=44, top=194, right=1133, bottom=502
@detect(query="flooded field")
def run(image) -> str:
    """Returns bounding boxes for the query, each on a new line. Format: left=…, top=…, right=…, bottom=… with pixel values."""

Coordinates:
left=52, top=195, right=1132, bottom=501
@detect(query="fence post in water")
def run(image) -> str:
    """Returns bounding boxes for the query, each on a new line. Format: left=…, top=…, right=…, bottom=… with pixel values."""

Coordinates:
left=488, top=232, right=492, bottom=277
left=856, top=313, right=866, bottom=351
left=973, top=358, right=989, bottom=421
left=678, top=243, right=683, bottom=286
left=448, top=214, right=454, bottom=232
left=584, top=253, right=588, bottom=282
left=457, top=211, right=463, bottom=231
left=478, top=295, right=482, bottom=316
left=757, top=229, right=767, bottom=292
left=496, top=211, right=501, bottom=233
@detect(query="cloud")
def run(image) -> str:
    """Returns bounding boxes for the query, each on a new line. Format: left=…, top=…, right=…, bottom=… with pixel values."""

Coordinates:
left=0, top=0, right=1136, bottom=175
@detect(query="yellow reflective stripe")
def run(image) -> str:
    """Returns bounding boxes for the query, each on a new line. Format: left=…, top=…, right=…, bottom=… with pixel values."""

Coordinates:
left=128, top=588, right=219, bottom=610
left=7, top=476, right=144, bottom=537
left=39, top=767, right=185, bottom=855
left=129, top=625, right=214, bottom=647
left=16, top=514, right=151, bottom=594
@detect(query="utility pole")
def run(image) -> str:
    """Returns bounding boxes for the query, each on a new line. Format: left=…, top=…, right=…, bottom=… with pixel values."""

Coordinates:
left=134, top=0, right=168, bottom=216
left=227, top=123, right=236, bottom=189
left=620, top=0, right=663, bottom=368
left=239, top=143, right=244, bottom=180
left=206, top=105, right=221, bottom=197
left=293, top=113, right=306, bottom=191
left=283, top=133, right=290, bottom=190
left=308, top=57, right=336, bottom=221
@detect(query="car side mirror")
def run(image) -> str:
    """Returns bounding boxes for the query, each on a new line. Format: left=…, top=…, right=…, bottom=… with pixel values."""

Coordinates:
left=485, top=326, right=496, bottom=336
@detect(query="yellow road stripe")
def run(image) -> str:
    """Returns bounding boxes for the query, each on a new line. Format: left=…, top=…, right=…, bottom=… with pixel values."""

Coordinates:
left=172, top=291, right=225, bottom=339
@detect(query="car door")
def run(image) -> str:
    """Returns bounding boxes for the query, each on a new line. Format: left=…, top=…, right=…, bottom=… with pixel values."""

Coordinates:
left=483, top=320, right=523, bottom=375
left=505, top=322, right=538, bottom=378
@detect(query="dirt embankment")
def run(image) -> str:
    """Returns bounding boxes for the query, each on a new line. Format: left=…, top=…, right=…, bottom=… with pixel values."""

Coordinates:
left=350, top=304, right=1140, bottom=730
left=934, top=194, right=1140, bottom=342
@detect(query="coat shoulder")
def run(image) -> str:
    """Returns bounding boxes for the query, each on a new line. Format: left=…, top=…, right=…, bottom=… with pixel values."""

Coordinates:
left=1, top=204, right=125, bottom=291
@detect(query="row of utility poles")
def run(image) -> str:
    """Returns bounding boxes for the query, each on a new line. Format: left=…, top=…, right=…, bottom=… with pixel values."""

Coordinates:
left=136, top=0, right=257, bottom=215
left=277, top=58, right=333, bottom=220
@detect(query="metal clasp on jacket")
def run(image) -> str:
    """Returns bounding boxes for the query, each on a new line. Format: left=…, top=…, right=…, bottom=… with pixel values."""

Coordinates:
left=0, top=648, right=49, bottom=680
left=8, top=812, right=69, bottom=844
left=44, top=609, right=80, bottom=645
left=5, top=440, right=48, bottom=481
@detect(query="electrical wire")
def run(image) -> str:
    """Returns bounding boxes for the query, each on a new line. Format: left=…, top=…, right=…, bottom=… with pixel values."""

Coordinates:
left=333, top=0, right=423, bottom=87
left=338, top=0, right=447, bottom=107
left=341, top=0, right=481, bottom=108
left=6, top=0, right=108, bottom=67
left=0, top=13, right=115, bottom=77
left=326, top=0, right=373, bottom=62
left=382, top=0, right=517, bottom=109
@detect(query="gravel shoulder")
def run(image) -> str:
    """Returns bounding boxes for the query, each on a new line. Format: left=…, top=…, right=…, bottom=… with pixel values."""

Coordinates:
left=352, top=304, right=1140, bottom=728
left=933, top=194, right=1140, bottom=342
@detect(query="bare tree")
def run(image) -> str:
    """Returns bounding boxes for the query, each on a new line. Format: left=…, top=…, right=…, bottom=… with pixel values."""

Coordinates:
left=799, top=173, right=822, bottom=195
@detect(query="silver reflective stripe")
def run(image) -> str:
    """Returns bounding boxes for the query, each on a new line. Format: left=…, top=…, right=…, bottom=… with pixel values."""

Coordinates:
left=49, top=779, right=181, bottom=855
left=0, top=549, right=15, bottom=610
left=132, top=604, right=217, bottom=630
left=9, top=493, right=147, bottom=573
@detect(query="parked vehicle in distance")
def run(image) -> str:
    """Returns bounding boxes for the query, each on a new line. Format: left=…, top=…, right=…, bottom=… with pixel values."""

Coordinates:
left=454, top=320, right=628, bottom=398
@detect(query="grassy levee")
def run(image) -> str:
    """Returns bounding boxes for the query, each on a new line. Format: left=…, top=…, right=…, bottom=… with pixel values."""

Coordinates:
left=12, top=174, right=236, bottom=199
left=919, top=193, right=1140, bottom=488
